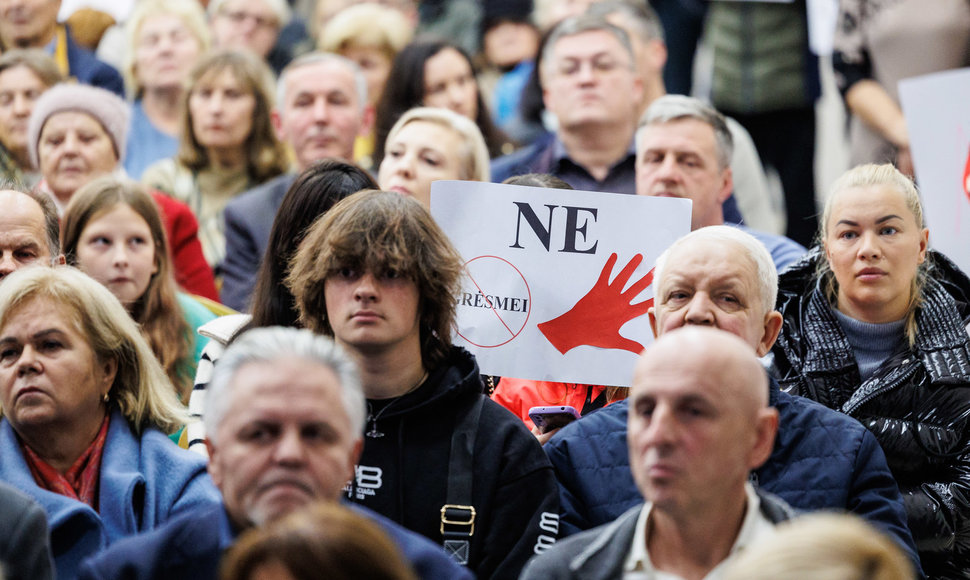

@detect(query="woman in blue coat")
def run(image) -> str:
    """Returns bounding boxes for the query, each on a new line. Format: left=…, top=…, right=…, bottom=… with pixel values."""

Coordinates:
left=0, top=266, right=220, bottom=579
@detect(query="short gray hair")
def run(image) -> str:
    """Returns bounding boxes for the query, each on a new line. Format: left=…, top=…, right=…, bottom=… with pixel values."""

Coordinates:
left=276, top=52, right=368, bottom=115
left=638, top=95, right=734, bottom=170
left=586, top=0, right=664, bottom=44
left=204, top=327, right=365, bottom=443
left=209, top=0, right=291, bottom=27
left=540, top=14, right=636, bottom=78
left=654, top=225, right=777, bottom=314
left=0, top=183, right=60, bottom=261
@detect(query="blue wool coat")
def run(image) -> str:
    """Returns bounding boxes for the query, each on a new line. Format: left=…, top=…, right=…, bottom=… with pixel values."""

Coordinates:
left=0, top=409, right=221, bottom=580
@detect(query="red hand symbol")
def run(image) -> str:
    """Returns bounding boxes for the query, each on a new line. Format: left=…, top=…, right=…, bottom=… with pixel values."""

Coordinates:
left=537, top=253, right=654, bottom=355
left=963, top=144, right=970, bottom=203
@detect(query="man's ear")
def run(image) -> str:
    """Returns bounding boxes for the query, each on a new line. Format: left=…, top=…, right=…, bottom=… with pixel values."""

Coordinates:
left=756, top=311, right=783, bottom=357
left=55, top=253, right=66, bottom=266
left=206, top=439, right=222, bottom=487
left=717, top=166, right=734, bottom=204
left=648, top=306, right=659, bottom=338
left=271, top=109, right=284, bottom=141
left=748, top=407, right=779, bottom=470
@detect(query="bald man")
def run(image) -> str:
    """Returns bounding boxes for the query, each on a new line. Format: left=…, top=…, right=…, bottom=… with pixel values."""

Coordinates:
left=0, top=188, right=63, bottom=281
left=542, top=226, right=922, bottom=574
left=523, top=327, right=788, bottom=578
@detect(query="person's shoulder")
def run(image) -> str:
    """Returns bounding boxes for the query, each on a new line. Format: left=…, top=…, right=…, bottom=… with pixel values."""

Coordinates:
left=348, top=504, right=474, bottom=580
left=735, top=225, right=807, bottom=271
left=78, top=503, right=224, bottom=580
left=225, top=173, right=295, bottom=213
left=490, top=133, right=555, bottom=181
left=774, top=390, right=869, bottom=446
left=176, top=292, right=220, bottom=328
left=551, top=399, right=629, bottom=444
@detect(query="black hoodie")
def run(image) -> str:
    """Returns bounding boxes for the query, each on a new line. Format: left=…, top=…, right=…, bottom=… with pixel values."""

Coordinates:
left=348, top=347, right=560, bottom=579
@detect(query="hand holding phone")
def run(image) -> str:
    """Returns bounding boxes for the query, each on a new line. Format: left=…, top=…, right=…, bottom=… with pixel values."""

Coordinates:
left=528, top=405, right=581, bottom=434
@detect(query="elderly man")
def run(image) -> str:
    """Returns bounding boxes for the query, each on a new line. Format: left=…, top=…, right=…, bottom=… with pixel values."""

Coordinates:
left=524, top=327, right=789, bottom=578
left=208, top=0, right=289, bottom=65
left=0, top=187, right=63, bottom=281
left=0, top=0, right=122, bottom=95
left=544, top=226, right=922, bottom=574
left=636, top=95, right=806, bottom=270
left=220, top=52, right=372, bottom=311
left=78, top=327, right=470, bottom=580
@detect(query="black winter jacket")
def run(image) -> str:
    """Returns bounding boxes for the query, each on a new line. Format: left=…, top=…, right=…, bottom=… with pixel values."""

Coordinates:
left=773, top=249, right=970, bottom=579
left=347, top=347, right=560, bottom=579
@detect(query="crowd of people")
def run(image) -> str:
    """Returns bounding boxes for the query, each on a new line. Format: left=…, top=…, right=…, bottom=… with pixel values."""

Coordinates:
left=0, top=0, right=968, bottom=579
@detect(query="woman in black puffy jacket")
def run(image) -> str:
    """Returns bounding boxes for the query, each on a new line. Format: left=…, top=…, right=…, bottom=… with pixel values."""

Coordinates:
left=772, top=163, right=970, bottom=579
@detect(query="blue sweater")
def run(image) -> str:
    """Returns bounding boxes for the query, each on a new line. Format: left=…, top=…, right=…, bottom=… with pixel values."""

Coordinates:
left=0, top=410, right=221, bottom=579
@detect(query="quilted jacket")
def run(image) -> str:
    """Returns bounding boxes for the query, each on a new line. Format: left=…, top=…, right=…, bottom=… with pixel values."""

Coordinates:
left=545, top=376, right=921, bottom=574
left=773, top=249, right=970, bottom=579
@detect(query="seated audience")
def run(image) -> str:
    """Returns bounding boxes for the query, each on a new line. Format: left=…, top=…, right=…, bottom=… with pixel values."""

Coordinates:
left=377, top=106, right=490, bottom=208
left=26, top=82, right=218, bottom=299
left=543, top=226, right=921, bottom=573
left=287, top=190, right=559, bottom=578
left=772, top=163, right=970, bottom=577
left=522, top=327, right=791, bottom=578
left=143, top=49, right=288, bottom=271
left=0, top=50, right=63, bottom=187
left=208, top=0, right=291, bottom=69
left=221, top=501, right=418, bottom=580
left=61, top=177, right=216, bottom=403
left=121, top=0, right=210, bottom=179
left=79, top=327, right=472, bottom=580
left=0, top=266, right=220, bottom=578
left=723, top=512, right=915, bottom=580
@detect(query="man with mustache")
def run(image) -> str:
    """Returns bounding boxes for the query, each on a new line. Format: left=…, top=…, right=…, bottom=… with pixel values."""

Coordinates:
left=220, top=52, right=373, bottom=311
left=78, top=327, right=470, bottom=580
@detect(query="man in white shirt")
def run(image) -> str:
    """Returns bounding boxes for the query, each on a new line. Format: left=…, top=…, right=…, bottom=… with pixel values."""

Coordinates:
left=521, top=326, right=792, bottom=579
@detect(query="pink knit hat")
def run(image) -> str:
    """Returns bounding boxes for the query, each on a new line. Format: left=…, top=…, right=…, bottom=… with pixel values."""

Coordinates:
left=27, top=83, right=131, bottom=170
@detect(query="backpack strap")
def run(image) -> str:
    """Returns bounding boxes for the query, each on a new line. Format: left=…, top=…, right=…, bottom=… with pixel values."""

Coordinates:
left=441, top=394, right=485, bottom=565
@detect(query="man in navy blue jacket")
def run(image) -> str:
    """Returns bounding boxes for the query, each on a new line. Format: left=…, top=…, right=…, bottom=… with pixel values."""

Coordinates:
left=544, top=225, right=924, bottom=576
left=79, top=327, right=471, bottom=580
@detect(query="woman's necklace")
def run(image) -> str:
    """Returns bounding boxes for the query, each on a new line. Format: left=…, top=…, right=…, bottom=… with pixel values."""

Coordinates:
left=365, top=371, right=429, bottom=439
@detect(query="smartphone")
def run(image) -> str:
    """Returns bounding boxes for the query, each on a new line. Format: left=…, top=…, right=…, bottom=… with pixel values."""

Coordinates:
left=528, top=405, right=581, bottom=434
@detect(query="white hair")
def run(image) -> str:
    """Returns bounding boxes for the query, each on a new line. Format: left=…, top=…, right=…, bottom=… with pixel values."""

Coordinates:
left=654, top=225, right=778, bottom=313
left=205, top=327, right=365, bottom=442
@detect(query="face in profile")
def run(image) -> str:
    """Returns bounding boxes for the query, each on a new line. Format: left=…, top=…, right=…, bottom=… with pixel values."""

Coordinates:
left=422, top=47, right=478, bottom=121
left=0, top=296, right=116, bottom=442
left=38, top=112, right=118, bottom=202
left=75, top=203, right=158, bottom=310
left=377, top=119, right=465, bottom=207
left=823, top=184, right=928, bottom=324
left=207, top=356, right=361, bottom=529
left=189, top=67, right=256, bottom=153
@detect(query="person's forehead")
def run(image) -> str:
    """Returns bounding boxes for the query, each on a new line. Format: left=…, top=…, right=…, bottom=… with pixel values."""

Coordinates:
left=639, top=118, right=717, bottom=155
left=284, top=61, right=358, bottom=101
left=0, top=191, right=46, bottom=235
left=220, top=0, right=276, bottom=16
left=551, top=29, right=629, bottom=60
left=662, top=240, right=758, bottom=290
left=225, top=358, right=345, bottom=414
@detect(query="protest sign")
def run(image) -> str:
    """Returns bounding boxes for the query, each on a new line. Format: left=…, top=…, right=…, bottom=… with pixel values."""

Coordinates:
left=431, top=180, right=690, bottom=386
left=899, top=67, right=970, bottom=273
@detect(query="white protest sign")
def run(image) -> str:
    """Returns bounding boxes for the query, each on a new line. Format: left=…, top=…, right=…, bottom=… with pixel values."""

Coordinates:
left=431, top=180, right=691, bottom=387
left=899, top=68, right=970, bottom=274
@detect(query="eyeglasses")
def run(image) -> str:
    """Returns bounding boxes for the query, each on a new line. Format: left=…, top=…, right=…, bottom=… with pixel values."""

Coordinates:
left=219, top=9, right=279, bottom=30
